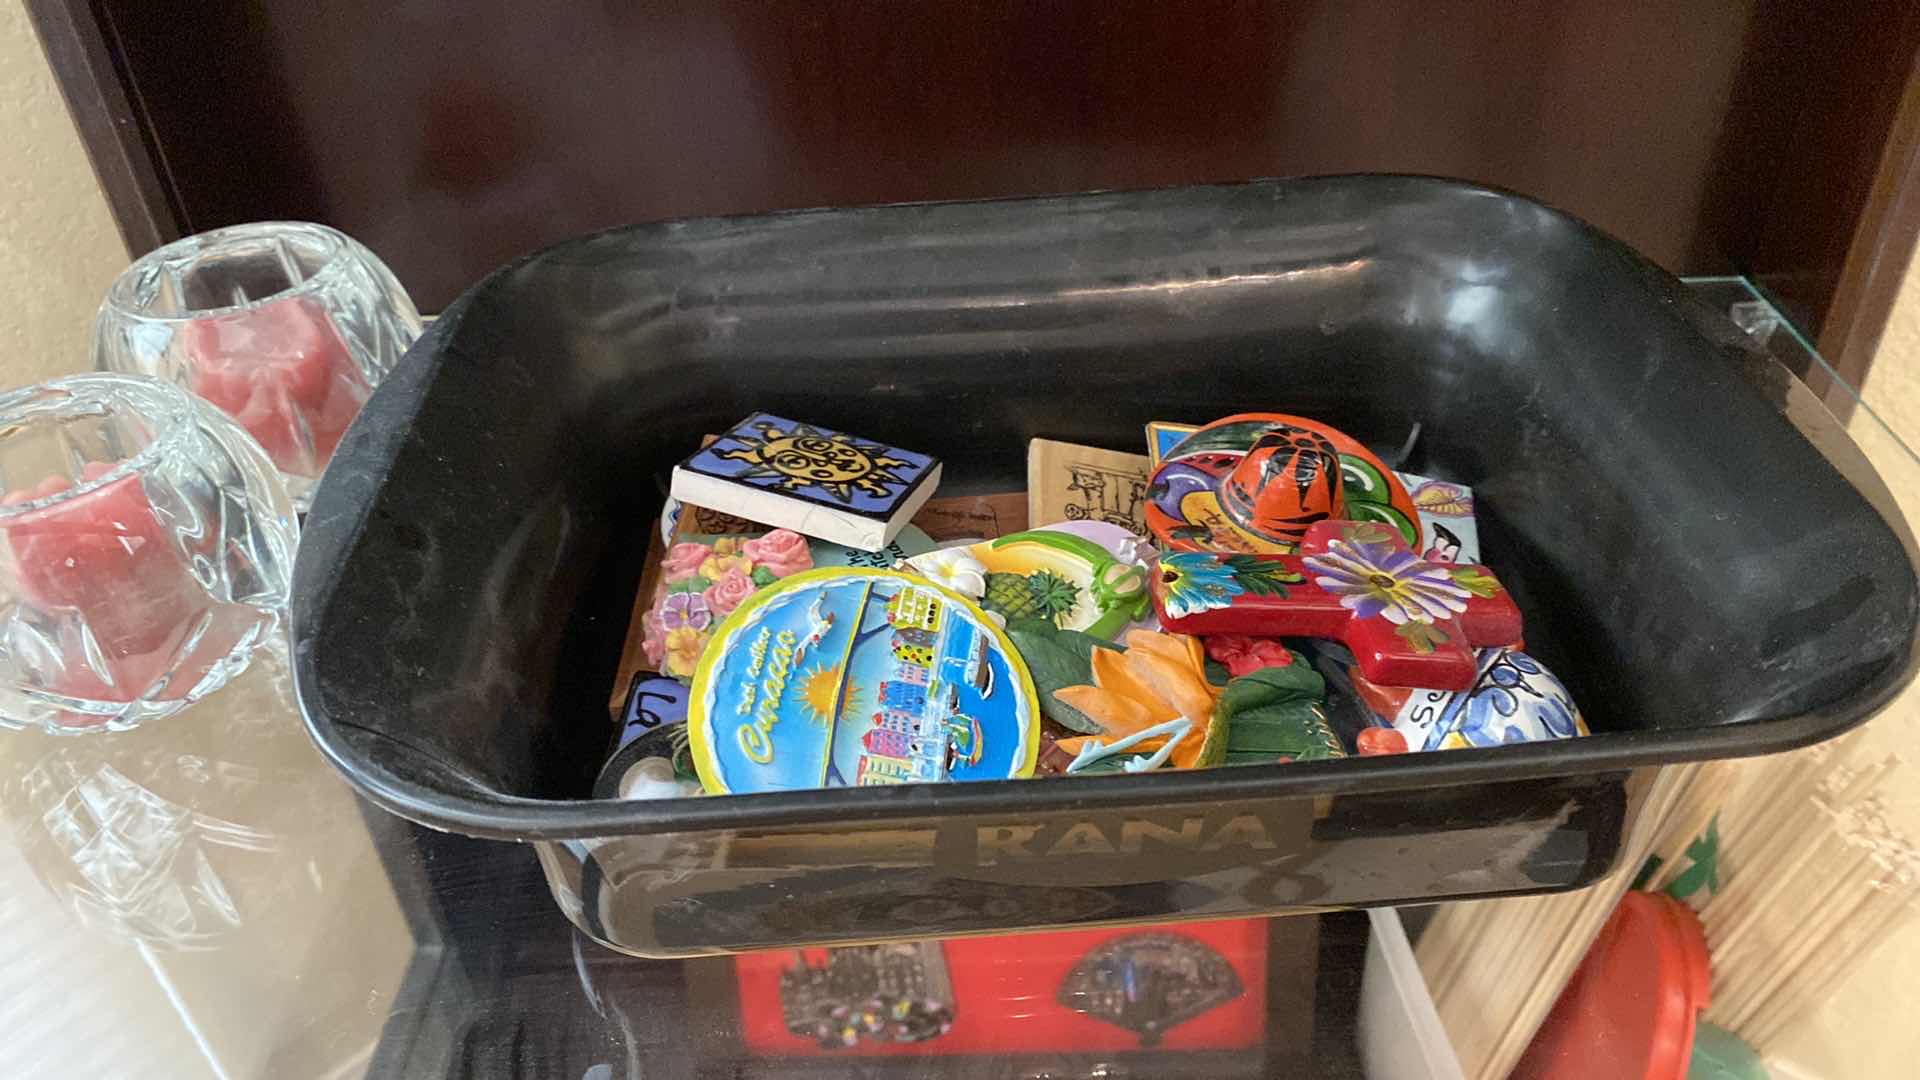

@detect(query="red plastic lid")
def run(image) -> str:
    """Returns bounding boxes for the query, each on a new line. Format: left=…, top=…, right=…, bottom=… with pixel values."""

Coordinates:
left=1512, top=890, right=1713, bottom=1080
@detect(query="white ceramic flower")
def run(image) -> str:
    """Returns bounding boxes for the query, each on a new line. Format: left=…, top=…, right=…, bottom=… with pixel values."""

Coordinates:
left=904, top=546, right=989, bottom=600
left=617, top=757, right=702, bottom=801
left=1110, top=531, right=1158, bottom=572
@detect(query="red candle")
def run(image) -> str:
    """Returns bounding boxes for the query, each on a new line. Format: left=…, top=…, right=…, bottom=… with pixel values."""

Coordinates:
left=182, top=295, right=371, bottom=477
left=2, top=462, right=207, bottom=704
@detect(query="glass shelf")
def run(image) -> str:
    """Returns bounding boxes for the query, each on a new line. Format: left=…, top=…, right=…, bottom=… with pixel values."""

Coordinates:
left=1683, top=274, right=1920, bottom=469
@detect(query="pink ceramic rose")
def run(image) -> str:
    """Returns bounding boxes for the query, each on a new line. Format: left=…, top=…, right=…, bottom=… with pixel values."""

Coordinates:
left=703, top=567, right=757, bottom=616
left=663, top=542, right=711, bottom=582
left=639, top=599, right=668, bottom=668
left=743, top=529, right=812, bottom=578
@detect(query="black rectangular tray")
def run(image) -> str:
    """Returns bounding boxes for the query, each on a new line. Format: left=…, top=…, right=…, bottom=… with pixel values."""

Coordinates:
left=293, top=176, right=1918, bottom=956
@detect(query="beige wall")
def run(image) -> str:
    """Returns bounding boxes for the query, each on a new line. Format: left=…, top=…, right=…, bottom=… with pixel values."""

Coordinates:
left=0, top=4, right=127, bottom=387
left=1860, top=249, right=1920, bottom=441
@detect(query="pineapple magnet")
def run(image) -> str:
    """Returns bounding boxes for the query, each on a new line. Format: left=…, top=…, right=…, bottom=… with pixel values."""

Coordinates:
left=969, top=524, right=1153, bottom=639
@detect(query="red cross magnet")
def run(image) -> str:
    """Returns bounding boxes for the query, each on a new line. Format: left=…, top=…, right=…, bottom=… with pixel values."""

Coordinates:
left=1151, top=520, right=1523, bottom=690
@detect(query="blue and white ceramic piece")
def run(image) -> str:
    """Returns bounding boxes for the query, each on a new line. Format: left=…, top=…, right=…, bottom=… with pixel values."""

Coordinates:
left=661, top=496, right=684, bottom=547
left=1371, top=647, right=1587, bottom=751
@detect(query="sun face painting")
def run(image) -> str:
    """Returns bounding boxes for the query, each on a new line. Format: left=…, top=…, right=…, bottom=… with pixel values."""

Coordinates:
left=681, top=414, right=938, bottom=514
left=687, top=568, right=1040, bottom=795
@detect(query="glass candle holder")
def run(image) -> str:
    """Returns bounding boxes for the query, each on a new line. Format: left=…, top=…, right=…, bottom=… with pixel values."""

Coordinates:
left=0, top=374, right=298, bottom=733
left=92, top=221, right=421, bottom=508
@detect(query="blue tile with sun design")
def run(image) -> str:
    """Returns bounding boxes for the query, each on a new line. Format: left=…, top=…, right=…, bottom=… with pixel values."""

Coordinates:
left=680, top=414, right=938, bottom=518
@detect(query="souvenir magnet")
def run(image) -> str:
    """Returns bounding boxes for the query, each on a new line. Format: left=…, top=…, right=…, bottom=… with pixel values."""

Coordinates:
left=617, top=672, right=689, bottom=749
left=809, top=525, right=938, bottom=570
left=778, top=942, right=956, bottom=1048
left=596, top=725, right=703, bottom=800
left=1151, top=520, right=1520, bottom=690
left=1350, top=646, right=1588, bottom=753
left=687, top=568, right=1040, bottom=793
left=670, top=413, right=942, bottom=551
left=1145, top=413, right=1420, bottom=554
left=969, top=526, right=1152, bottom=639
left=1146, top=420, right=1201, bottom=468
left=1401, top=473, right=1482, bottom=563
left=1058, top=932, right=1243, bottom=1046
left=661, top=496, right=683, bottom=547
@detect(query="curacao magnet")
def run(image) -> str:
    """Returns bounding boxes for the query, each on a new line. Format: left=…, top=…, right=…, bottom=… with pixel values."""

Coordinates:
left=687, top=568, right=1039, bottom=794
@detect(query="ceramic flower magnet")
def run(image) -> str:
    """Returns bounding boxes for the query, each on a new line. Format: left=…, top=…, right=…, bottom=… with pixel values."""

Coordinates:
left=1043, top=630, right=1344, bottom=772
left=1145, top=414, right=1420, bottom=555
left=1049, top=630, right=1223, bottom=772
left=641, top=530, right=817, bottom=681
left=1150, top=519, right=1521, bottom=690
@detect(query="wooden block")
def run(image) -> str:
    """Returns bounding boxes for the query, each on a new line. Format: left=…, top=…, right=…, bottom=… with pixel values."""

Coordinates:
left=911, top=490, right=1028, bottom=542
left=1025, top=438, right=1151, bottom=532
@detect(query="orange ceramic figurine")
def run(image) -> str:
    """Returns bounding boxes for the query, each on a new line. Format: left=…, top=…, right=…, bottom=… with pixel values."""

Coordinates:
left=1146, top=413, right=1420, bottom=555
left=1217, top=423, right=1344, bottom=548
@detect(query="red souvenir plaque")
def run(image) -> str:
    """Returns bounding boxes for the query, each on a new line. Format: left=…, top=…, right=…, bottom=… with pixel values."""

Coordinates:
left=1152, top=520, right=1521, bottom=690
left=732, top=920, right=1267, bottom=1057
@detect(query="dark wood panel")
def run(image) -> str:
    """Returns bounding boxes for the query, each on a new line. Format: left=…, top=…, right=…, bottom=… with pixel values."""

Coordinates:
left=94, top=0, right=326, bottom=232
left=1818, top=40, right=1920, bottom=415
left=89, top=0, right=1763, bottom=310
left=46, top=0, right=1920, bottom=402
left=1692, top=0, right=1920, bottom=409
left=23, top=0, right=178, bottom=254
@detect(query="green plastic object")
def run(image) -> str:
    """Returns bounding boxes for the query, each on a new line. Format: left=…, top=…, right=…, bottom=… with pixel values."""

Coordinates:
left=1688, top=1021, right=1767, bottom=1080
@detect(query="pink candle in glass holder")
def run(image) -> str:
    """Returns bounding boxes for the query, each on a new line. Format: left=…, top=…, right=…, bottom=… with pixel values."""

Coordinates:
left=1, top=464, right=203, bottom=709
left=182, top=295, right=373, bottom=478
left=93, top=221, right=421, bottom=510
left=0, top=375, right=296, bottom=733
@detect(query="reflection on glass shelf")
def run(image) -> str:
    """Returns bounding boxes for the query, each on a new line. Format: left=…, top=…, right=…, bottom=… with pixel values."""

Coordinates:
left=0, top=637, right=414, bottom=1079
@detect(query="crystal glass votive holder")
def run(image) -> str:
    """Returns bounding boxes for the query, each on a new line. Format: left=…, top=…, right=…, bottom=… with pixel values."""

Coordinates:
left=0, top=374, right=298, bottom=733
left=93, top=221, right=421, bottom=508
